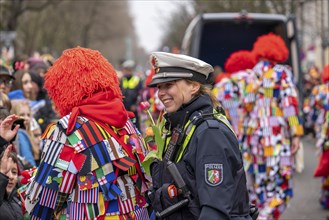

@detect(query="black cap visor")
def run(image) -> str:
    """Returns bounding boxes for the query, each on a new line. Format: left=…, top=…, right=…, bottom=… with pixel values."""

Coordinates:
left=148, top=77, right=183, bottom=87
left=0, top=73, right=15, bottom=80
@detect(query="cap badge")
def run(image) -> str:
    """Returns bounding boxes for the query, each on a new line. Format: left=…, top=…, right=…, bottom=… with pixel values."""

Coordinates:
left=151, top=56, right=158, bottom=68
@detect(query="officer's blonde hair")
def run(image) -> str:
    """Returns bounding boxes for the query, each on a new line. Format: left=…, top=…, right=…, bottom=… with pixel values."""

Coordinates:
left=186, top=80, right=220, bottom=108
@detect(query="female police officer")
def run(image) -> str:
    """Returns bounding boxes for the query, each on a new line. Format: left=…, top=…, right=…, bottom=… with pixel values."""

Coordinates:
left=146, top=52, right=252, bottom=220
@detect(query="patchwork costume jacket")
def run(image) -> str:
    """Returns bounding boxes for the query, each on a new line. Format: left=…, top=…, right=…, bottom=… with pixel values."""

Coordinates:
left=213, top=70, right=254, bottom=138
left=241, top=61, right=304, bottom=219
left=308, top=82, right=329, bottom=209
left=24, top=114, right=149, bottom=220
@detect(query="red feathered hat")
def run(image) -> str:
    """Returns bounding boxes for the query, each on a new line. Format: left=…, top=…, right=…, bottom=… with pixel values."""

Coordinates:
left=252, top=33, right=289, bottom=63
left=322, top=65, right=329, bottom=83
left=44, top=47, right=122, bottom=116
left=224, top=50, right=256, bottom=74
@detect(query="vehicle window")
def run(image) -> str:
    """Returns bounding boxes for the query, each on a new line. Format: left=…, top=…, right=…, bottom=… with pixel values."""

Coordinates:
left=198, top=20, right=290, bottom=69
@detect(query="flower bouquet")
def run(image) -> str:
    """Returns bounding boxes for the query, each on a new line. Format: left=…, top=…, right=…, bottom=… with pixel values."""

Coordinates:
left=139, top=101, right=165, bottom=175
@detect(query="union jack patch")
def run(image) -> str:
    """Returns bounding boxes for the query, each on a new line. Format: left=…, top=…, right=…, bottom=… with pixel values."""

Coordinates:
left=205, top=164, right=223, bottom=186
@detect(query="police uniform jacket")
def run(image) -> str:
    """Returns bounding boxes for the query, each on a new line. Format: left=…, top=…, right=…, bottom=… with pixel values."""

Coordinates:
left=151, top=94, right=251, bottom=220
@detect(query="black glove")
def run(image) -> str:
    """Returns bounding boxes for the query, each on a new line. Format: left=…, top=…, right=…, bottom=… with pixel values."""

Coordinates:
left=151, top=183, right=180, bottom=213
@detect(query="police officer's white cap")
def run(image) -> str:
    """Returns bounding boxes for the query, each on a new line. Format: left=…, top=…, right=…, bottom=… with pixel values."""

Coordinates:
left=148, top=52, right=214, bottom=87
left=122, top=60, right=135, bottom=69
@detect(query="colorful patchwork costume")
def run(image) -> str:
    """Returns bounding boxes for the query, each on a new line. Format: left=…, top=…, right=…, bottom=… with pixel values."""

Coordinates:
left=309, top=65, right=329, bottom=209
left=22, top=47, right=150, bottom=219
left=241, top=34, right=304, bottom=219
left=213, top=50, right=256, bottom=137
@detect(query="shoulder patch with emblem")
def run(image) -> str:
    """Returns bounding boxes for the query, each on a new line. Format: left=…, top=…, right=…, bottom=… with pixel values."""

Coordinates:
left=205, top=163, right=223, bottom=186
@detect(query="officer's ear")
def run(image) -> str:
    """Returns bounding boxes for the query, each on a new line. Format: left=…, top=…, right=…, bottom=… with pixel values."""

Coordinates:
left=190, top=81, right=201, bottom=96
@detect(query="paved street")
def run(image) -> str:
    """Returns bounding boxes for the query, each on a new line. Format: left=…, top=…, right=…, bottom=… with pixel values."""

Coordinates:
left=281, top=135, right=329, bottom=220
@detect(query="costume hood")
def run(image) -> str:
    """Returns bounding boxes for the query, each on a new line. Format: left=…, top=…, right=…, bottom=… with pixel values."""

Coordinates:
left=44, top=47, right=123, bottom=116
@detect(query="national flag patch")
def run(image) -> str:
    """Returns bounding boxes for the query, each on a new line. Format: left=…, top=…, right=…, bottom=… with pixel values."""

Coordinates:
left=72, top=140, right=88, bottom=153
left=31, top=203, right=54, bottom=220
left=77, top=172, right=98, bottom=190
left=76, top=187, right=99, bottom=203
left=41, top=140, right=63, bottom=166
left=68, top=201, right=85, bottom=220
left=34, top=162, right=53, bottom=186
left=118, top=197, right=135, bottom=214
left=45, top=168, right=63, bottom=190
left=89, top=141, right=112, bottom=166
left=68, top=152, right=87, bottom=174
left=78, top=120, right=108, bottom=146
left=67, top=131, right=81, bottom=146
left=95, top=167, right=116, bottom=186
left=113, top=156, right=136, bottom=171
left=85, top=203, right=100, bottom=219
left=39, top=187, right=58, bottom=209
left=50, top=126, right=67, bottom=144
left=123, top=119, right=137, bottom=135
left=55, top=145, right=75, bottom=170
left=134, top=207, right=150, bottom=220
left=99, top=182, right=122, bottom=201
left=59, top=170, right=76, bottom=193
left=26, top=181, right=43, bottom=202
left=205, top=163, right=223, bottom=186
left=58, top=114, right=71, bottom=129
left=105, top=138, right=127, bottom=160
left=79, top=149, right=92, bottom=175
left=106, top=199, right=120, bottom=215
left=116, top=175, right=135, bottom=201
left=54, top=192, right=69, bottom=213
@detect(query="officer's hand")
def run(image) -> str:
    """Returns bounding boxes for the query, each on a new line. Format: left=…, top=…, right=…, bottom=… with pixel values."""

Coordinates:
left=152, top=183, right=180, bottom=212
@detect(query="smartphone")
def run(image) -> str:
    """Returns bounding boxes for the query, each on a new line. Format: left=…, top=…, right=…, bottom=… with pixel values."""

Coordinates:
left=12, top=117, right=26, bottom=130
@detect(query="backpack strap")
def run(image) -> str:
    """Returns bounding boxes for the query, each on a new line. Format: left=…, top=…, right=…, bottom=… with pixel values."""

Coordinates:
left=175, top=107, right=237, bottom=163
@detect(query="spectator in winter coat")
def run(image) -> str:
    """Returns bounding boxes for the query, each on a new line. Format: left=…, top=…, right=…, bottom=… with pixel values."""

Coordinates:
left=0, top=145, right=23, bottom=220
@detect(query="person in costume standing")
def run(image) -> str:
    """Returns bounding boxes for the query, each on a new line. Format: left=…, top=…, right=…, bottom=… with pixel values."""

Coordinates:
left=213, top=50, right=256, bottom=137
left=23, top=47, right=150, bottom=219
left=145, top=52, right=252, bottom=220
left=241, top=33, right=304, bottom=219
left=310, top=65, right=329, bottom=210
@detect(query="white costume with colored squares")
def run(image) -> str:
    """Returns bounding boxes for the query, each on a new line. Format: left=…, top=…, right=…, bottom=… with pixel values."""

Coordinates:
left=241, top=61, right=303, bottom=219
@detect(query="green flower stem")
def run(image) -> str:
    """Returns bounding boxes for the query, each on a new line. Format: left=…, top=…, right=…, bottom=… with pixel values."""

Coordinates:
left=147, top=110, right=156, bottom=126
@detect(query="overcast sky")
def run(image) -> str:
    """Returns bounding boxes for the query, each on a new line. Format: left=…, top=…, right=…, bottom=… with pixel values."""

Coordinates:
left=129, top=1, right=179, bottom=52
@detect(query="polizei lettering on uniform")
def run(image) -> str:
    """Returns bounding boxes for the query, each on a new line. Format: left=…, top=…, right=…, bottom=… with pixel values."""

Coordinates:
left=205, top=163, right=223, bottom=186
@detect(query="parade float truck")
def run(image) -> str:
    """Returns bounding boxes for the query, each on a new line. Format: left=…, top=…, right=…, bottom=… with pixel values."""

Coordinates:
left=181, top=11, right=303, bottom=97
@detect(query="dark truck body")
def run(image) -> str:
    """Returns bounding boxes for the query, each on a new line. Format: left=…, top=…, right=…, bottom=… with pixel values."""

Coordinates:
left=181, top=12, right=302, bottom=97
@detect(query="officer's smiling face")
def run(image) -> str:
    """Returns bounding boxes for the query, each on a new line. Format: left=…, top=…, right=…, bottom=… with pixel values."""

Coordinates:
left=157, top=79, right=200, bottom=113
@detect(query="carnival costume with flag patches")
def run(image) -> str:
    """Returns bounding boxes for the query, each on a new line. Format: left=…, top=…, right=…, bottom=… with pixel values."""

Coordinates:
left=22, top=47, right=150, bottom=220
left=241, top=33, right=304, bottom=220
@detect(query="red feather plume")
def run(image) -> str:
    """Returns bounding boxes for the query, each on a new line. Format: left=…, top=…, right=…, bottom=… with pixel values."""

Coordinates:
left=252, top=33, right=289, bottom=63
left=224, top=50, right=256, bottom=74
